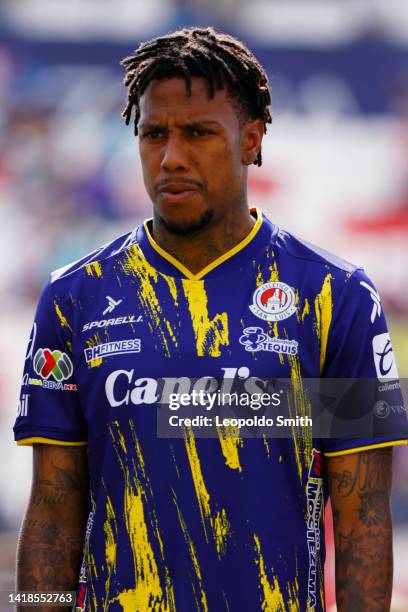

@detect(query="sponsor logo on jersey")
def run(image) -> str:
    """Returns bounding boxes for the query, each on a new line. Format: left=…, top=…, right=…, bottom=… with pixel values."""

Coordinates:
left=239, top=326, right=298, bottom=355
left=28, top=377, right=77, bottom=391
left=25, top=322, right=37, bottom=362
left=372, top=333, right=399, bottom=381
left=360, top=281, right=381, bottom=323
left=306, top=449, right=324, bottom=610
left=249, top=282, right=297, bottom=322
left=84, top=339, right=141, bottom=363
left=34, top=348, right=73, bottom=382
left=105, top=366, right=263, bottom=408
left=102, top=295, right=123, bottom=315
left=378, top=380, right=401, bottom=393
left=17, top=394, right=29, bottom=417
left=373, top=400, right=390, bottom=419
left=82, top=315, right=142, bottom=332
left=76, top=510, right=94, bottom=612
left=373, top=400, right=406, bottom=419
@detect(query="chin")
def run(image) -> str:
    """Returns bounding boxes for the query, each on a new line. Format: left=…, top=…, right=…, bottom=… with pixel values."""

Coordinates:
left=158, top=209, right=214, bottom=236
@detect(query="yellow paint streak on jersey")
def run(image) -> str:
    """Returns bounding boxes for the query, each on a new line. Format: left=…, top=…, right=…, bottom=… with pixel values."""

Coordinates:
left=122, top=244, right=178, bottom=356
left=314, top=274, right=333, bottom=373
left=216, top=426, right=243, bottom=472
left=164, top=276, right=178, bottom=306
left=173, top=493, right=208, bottom=612
left=254, top=534, right=286, bottom=611
left=85, top=333, right=103, bottom=368
left=286, top=576, right=300, bottom=612
left=104, top=495, right=117, bottom=610
left=169, top=444, right=181, bottom=480
left=108, top=422, right=175, bottom=611
left=268, top=261, right=279, bottom=282
left=86, top=261, right=103, bottom=277
left=301, top=298, right=310, bottom=322
left=263, top=436, right=270, bottom=459
left=112, top=420, right=127, bottom=455
left=288, top=355, right=312, bottom=481
left=88, top=552, right=99, bottom=580
left=66, top=340, right=72, bottom=353
left=270, top=321, right=284, bottom=364
left=212, top=509, right=230, bottom=556
left=54, top=302, right=73, bottom=332
left=182, top=279, right=228, bottom=356
left=184, top=428, right=210, bottom=541
left=256, top=266, right=264, bottom=286
left=116, top=477, right=166, bottom=610
left=184, top=428, right=230, bottom=555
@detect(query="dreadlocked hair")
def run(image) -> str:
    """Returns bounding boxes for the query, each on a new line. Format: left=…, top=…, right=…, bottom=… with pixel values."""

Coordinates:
left=121, top=27, right=272, bottom=166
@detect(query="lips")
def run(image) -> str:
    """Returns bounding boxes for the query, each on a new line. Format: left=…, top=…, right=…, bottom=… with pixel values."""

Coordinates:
left=159, top=190, right=198, bottom=203
left=157, top=182, right=201, bottom=203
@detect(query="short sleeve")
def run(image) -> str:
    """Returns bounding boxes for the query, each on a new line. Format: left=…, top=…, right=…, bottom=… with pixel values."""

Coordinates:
left=13, top=279, right=87, bottom=446
left=320, top=268, right=408, bottom=456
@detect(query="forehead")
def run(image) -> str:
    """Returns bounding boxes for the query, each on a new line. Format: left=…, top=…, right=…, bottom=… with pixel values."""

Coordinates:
left=138, top=77, right=239, bottom=126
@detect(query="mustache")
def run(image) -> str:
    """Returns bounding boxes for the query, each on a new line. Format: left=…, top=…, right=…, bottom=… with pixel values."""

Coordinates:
left=155, top=177, right=206, bottom=192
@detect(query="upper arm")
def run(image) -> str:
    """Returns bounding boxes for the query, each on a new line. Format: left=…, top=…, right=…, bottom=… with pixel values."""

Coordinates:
left=29, top=444, right=89, bottom=523
left=327, top=447, right=393, bottom=527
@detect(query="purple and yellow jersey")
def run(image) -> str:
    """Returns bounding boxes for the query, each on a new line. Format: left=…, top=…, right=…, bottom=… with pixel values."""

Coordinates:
left=14, top=209, right=407, bottom=611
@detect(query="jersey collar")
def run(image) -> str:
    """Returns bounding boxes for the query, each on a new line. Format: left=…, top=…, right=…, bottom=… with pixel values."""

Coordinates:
left=135, top=207, right=277, bottom=280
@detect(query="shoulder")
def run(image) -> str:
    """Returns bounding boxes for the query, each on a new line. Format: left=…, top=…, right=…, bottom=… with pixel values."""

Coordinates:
left=264, top=219, right=378, bottom=309
left=273, top=228, right=359, bottom=276
left=49, top=228, right=138, bottom=287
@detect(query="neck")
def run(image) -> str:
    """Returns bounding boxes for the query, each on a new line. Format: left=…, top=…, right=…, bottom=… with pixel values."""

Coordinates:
left=150, top=206, right=256, bottom=275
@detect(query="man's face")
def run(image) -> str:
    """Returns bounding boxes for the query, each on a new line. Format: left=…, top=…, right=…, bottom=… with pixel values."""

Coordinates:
left=138, top=77, right=261, bottom=235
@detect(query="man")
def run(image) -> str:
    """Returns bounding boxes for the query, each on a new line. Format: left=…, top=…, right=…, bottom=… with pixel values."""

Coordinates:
left=14, top=27, right=407, bottom=611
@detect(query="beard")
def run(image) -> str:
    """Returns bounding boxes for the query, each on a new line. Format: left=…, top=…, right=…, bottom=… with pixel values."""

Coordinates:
left=158, top=209, right=214, bottom=236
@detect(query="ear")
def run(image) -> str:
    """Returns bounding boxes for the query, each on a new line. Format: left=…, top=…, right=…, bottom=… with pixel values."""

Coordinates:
left=241, top=119, right=264, bottom=166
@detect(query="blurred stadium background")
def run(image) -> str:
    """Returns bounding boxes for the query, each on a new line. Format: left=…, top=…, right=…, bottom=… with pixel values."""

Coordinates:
left=0, top=0, right=407, bottom=609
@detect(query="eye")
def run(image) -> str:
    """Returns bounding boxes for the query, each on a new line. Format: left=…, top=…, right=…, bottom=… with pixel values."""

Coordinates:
left=191, top=128, right=212, bottom=137
left=142, top=129, right=164, bottom=140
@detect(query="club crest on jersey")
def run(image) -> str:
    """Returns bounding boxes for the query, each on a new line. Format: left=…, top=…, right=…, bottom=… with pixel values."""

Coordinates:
left=249, top=282, right=297, bottom=322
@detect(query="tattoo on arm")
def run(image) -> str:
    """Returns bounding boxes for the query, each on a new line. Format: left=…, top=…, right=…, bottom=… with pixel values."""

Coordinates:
left=328, top=448, right=393, bottom=612
left=17, top=445, right=89, bottom=608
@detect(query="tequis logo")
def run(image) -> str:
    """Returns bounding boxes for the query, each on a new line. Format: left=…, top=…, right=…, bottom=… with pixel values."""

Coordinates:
left=33, top=348, right=73, bottom=382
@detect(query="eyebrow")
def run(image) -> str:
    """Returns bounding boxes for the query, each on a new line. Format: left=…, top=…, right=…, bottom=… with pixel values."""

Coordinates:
left=139, top=120, right=221, bottom=130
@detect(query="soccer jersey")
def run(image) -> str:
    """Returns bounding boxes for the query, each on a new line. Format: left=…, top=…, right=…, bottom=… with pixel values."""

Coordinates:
left=14, top=208, right=407, bottom=611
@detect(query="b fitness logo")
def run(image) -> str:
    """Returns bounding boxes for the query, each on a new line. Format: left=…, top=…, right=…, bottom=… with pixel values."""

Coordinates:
left=34, top=348, right=73, bottom=382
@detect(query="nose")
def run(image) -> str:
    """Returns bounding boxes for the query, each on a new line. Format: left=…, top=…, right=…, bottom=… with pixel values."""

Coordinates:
left=161, top=134, right=189, bottom=172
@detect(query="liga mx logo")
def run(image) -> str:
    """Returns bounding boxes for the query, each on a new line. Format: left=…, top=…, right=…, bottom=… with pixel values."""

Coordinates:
left=33, top=348, right=73, bottom=382
left=249, top=282, right=297, bottom=322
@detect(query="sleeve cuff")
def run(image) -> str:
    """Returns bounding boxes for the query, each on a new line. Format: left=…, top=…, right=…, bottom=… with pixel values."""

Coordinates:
left=16, top=436, right=87, bottom=446
left=323, top=439, right=407, bottom=457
